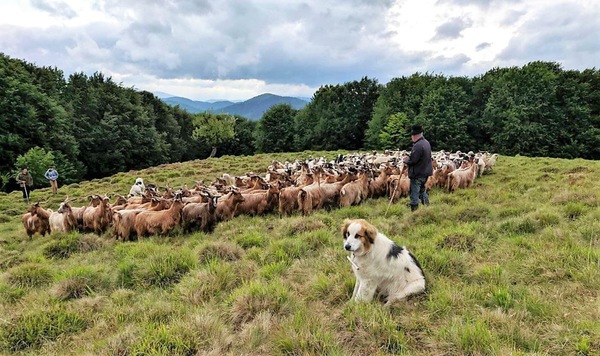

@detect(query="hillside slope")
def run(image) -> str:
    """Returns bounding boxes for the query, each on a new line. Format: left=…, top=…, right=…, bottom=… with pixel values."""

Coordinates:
left=0, top=153, right=598, bottom=355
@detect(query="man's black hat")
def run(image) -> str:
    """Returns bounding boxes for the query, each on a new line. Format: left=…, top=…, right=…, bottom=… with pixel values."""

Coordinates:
left=410, top=124, right=423, bottom=135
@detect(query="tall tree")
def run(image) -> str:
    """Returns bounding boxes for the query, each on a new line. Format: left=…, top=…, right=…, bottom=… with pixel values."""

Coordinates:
left=255, top=104, right=297, bottom=153
left=192, top=113, right=236, bottom=157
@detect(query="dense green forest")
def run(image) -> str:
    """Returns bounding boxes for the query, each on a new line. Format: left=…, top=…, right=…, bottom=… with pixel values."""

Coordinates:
left=1, top=54, right=598, bottom=190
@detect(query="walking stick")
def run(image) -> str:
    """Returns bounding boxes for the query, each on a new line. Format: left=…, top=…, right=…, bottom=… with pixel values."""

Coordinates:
left=384, top=179, right=400, bottom=217
left=23, top=183, right=30, bottom=204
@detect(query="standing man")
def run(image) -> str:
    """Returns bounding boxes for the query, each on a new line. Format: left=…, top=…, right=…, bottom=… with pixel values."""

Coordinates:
left=403, top=125, right=433, bottom=212
left=16, top=168, right=33, bottom=202
left=45, top=165, right=59, bottom=194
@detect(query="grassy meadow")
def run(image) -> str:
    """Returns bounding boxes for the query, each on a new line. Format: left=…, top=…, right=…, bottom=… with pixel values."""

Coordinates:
left=0, top=152, right=598, bottom=355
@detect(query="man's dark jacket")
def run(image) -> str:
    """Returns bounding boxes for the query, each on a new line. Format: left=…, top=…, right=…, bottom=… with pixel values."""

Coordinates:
left=405, top=136, right=433, bottom=179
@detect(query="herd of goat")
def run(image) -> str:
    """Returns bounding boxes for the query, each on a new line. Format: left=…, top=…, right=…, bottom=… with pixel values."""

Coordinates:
left=21, top=150, right=498, bottom=240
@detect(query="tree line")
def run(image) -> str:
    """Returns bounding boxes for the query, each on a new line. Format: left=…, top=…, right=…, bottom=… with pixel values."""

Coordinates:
left=1, top=53, right=598, bottom=190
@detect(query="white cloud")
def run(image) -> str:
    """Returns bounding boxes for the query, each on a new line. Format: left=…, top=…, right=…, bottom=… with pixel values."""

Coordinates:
left=0, top=0, right=597, bottom=100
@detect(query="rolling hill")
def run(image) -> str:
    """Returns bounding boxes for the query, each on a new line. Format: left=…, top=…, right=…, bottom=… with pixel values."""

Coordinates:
left=0, top=153, right=598, bottom=354
left=160, top=93, right=309, bottom=120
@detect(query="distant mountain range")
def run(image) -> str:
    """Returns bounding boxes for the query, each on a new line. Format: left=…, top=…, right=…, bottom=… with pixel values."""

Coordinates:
left=158, top=93, right=309, bottom=120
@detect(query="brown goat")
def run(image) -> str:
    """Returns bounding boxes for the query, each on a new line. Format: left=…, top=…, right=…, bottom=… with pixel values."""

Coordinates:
left=339, top=172, right=370, bottom=208
left=113, top=199, right=171, bottom=241
left=369, top=166, right=393, bottom=198
left=82, top=195, right=112, bottom=234
left=215, top=190, right=246, bottom=222
left=22, top=203, right=51, bottom=238
left=182, top=195, right=219, bottom=233
left=134, top=195, right=185, bottom=237
left=235, top=184, right=280, bottom=216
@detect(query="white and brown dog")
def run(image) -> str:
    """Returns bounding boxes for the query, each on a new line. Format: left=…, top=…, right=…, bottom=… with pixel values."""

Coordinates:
left=342, top=219, right=426, bottom=305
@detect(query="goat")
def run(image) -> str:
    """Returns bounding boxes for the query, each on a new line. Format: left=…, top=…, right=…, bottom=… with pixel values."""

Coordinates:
left=112, top=198, right=172, bottom=241
left=182, top=195, right=219, bottom=233
left=484, top=154, right=499, bottom=173
left=235, top=184, right=280, bottom=216
left=216, top=190, right=246, bottom=222
left=447, top=160, right=478, bottom=193
left=22, top=202, right=51, bottom=238
left=339, top=171, right=370, bottom=208
left=134, top=195, right=185, bottom=237
left=82, top=195, right=112, bottom=234
left=369, top=166, right=393, bottom=198
left=49, top=198, right=77, bottom=234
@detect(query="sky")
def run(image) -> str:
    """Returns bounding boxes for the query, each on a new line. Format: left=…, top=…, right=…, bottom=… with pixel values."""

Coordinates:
left=1, top=0, right=598, bottom=101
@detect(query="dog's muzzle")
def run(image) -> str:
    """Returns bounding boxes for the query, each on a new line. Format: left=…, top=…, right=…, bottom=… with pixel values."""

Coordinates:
left=344, top=244, right=352, bottom=251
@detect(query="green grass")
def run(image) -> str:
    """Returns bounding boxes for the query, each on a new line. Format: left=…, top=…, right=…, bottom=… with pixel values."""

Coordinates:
left=0, top=151, right=598, bottom=354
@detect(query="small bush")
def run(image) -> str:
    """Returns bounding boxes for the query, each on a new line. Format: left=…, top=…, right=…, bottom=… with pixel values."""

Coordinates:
left=0, top=308, right=87, bottom=351
left=5, top=263, right=53, bottom=288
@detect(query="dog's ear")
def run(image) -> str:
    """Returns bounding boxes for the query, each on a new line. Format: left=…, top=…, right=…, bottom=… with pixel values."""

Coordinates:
left=342, top=219, right=352, bottom=239
left=362, top=220, right=377, bottom=244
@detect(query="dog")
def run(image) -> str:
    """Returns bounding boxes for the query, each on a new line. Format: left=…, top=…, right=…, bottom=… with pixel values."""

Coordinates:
left=342, top=219, right=425, bottom=305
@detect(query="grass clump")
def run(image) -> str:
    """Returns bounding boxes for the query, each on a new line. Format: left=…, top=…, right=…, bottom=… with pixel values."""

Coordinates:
left=441, top=318, right=497, bottom=354
left=0, top=248, right=24, bottom=271
left=343, top=303, right=408, bottom=354
left=129, top=324, right=198, bottom=356
left=438, top=233, right=476, bottom=252
left=5, top=263, right=53, bottom=288
left=118, top=245, right=196, bottom=289
left=43, top=233, right=80, bottom=259
left=0, top=282, right=25, bottom=303
left=228, top=280, right=294, bottom=327
left=51, top=266, right=104, bottom=300
left=564, top=202, right=587, bottom=220
left=197, top=241, right=245, bottom=263
left=177, top=261, right=253, bottom=305
left=0, top=307, right=87, bottom=352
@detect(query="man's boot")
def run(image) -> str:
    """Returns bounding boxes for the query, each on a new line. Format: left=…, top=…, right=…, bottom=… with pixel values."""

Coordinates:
left=410, top=204, right=418, bottom=212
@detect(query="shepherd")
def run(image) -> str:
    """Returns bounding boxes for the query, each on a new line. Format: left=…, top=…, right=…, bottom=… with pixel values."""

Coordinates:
left=16, top=168, right=33, bottom=202
left=45, top=165, right=59, bottom=195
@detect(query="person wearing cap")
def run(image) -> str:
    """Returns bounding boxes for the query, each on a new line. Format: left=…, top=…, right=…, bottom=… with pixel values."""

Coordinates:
left=403, top=124, right=433, bottom=211
left=16, top=168, right=33, bottom=201
left=44, top=165, right=59, bottom=194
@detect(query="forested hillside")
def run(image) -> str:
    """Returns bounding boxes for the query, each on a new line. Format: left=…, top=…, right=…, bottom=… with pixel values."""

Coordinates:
left=1, top=54, right=598, bottom=191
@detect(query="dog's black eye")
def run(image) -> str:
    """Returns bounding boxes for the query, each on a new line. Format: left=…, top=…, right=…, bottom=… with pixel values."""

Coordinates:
left=355, top=234, right=361, bottom=239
